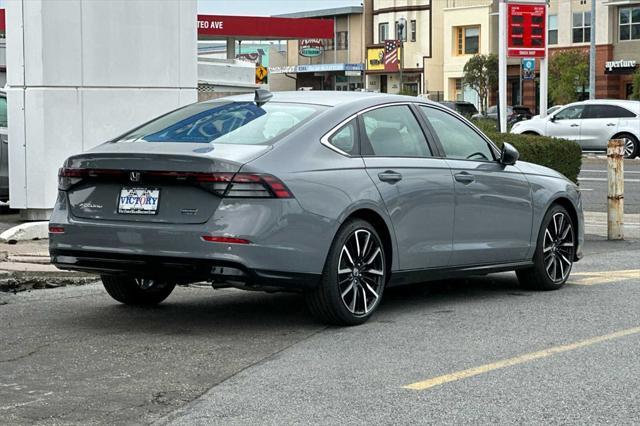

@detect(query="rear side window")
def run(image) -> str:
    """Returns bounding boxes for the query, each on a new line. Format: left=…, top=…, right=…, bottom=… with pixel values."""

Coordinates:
left=116, top=101, right=323, bottom=145
left=360, top=105, right=431, bottom=157
left=584, top=105, right=637, bottom=119
left=328, top=119, right=358, bottom=155
left=0, top=97, right=7, bottom=128
left=421, top=106, right=495, bottom=161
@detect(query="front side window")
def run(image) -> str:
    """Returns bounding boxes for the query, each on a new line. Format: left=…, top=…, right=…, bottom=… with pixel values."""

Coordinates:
left=422, top=106, right=494, bottom=161
left=584, top=105, right=637, bottom=119
left=378, top=22, right=389, bottom=42
left=619, top=7, right=640, bottom=41
left=116, top=102, right=323, bottom=145
left=548, top=15, right=558, bottom=45
left=329, top=119, right=358, bottom=154
left=361, top=106, right=431, bottom=157
left=572, top=11, right=591, bottom=43
left=554, top=105, right=585, bottom=120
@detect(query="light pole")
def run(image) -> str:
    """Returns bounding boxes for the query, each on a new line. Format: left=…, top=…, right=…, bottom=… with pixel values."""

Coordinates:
left=589, top=0, right=596, bottom=99
left=397, top=18, right=406, bottom=94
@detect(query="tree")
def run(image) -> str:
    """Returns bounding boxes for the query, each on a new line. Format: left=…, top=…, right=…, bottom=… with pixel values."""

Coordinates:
left=631, top=68, right=640, bottom=100
left=462, top=54, right=498, bottom=115
left=549, top=50, right=589, bottom=104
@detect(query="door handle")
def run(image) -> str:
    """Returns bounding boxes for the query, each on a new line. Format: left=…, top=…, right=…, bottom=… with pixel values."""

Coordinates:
left=606, top=123, right=616, bottom=126
left=378, top=170, right=402, bottom=183
left=570, top=124, right=579, bottom=127
left=454, top=171, right=475, bottom=184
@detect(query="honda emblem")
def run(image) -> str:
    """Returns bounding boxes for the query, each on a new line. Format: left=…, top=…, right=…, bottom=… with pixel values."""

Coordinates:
left=129, top=172, right=141, bottom=182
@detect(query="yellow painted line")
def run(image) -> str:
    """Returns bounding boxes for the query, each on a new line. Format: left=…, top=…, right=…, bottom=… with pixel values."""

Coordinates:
left=404, top=326, right=640, bottom=391
left=569, top=269, right=640, bottom=286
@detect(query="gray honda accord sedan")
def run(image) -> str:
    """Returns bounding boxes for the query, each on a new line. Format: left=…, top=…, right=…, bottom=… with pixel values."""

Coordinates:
left=50, top=90, right=584, bottom=325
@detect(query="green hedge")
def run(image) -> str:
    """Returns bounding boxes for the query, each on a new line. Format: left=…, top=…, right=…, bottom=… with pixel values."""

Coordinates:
left=471, top=118, right=582, bottom=183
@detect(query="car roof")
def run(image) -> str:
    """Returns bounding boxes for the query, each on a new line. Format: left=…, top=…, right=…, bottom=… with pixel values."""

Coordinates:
left=208, top=90, right=436, bottom=107
left=564, top=99, right=640, bottom=113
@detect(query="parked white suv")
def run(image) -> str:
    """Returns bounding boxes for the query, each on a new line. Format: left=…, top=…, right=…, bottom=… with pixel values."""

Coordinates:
left=511, top=99, right=640, bottom=159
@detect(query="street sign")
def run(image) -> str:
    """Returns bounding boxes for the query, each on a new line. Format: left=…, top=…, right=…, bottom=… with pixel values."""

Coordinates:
left=507, top=3, right=546, bottom=58
left=522, top=58, right=535, bottom=80
left=255, top=65, right=268, bottom=82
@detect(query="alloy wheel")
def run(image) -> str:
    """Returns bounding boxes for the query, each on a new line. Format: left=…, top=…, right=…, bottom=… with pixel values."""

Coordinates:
left=622, top=137, right=636, bottom=158
left=337, top=229, right=385, bottom=316
left=543, top=212, right=575, bottom=283
left=135, top=278, right=159, bottom=290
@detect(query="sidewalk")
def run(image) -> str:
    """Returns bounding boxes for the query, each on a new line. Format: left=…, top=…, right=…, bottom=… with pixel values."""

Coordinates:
left=0, top=210, right=637, bottom=293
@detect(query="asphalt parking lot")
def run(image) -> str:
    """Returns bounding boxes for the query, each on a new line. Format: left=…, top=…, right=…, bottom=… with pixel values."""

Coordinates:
left=1, top=157, right=639, bottom=425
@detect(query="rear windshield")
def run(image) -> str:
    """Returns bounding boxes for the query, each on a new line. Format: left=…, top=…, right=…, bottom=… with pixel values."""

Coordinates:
left=457, top=104, right=478, bottom=115
left=116, top=101, right=324, bottom=145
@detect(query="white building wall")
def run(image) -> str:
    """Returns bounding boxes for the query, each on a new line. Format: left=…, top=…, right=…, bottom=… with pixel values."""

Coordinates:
left=6, top=0, right=198, bottom=216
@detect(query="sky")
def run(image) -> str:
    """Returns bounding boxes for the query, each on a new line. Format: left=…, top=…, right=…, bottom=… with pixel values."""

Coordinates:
left=198, top=0, right=363, bottom=16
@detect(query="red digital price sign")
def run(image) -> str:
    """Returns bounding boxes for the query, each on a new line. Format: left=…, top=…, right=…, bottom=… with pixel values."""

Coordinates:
left=507, top=3, right=546, bottom=58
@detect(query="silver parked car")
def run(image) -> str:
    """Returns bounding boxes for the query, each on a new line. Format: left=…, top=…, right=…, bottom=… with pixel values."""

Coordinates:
left=50, top=91, right=584, bottom=325
left=511, top=99, right=640, bottom=158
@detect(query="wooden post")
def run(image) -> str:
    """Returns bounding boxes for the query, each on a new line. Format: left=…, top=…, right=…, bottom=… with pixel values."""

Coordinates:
left=607, top=139, right=624, bottom=240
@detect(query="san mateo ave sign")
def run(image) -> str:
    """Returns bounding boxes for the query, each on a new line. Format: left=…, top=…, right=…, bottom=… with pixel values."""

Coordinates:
left=299, top=39, right=323, bottom=57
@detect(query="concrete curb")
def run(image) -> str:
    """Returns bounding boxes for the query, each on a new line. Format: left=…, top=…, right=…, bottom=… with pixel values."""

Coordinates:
left=0, top=221, right=49, bottom=244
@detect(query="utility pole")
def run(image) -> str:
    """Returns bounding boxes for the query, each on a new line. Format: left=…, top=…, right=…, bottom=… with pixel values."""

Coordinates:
left=589, top=0, right=596, bottom=99
left=398, top=18, right=406, bottom=94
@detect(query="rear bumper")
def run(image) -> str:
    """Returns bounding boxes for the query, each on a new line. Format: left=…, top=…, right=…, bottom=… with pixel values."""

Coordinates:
left=51, top=249, right=320, bottom=291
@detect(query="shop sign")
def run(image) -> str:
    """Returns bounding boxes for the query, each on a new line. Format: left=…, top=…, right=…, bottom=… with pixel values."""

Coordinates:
left=345, top=70, right=361, bottom=77
left=604, top=60, right=637, bottom=75
left=269, top=66, right=297, bottom=74
left=299, top=39, right=323, bottom=57
left=367, top=47, right=385, bottom=71
left=507, top=3, right=546, bottom=58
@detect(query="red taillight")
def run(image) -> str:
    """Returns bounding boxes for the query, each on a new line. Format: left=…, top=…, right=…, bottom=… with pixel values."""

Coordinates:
left=49, top=226, right=65, bottom=234
left=201, top=236, right=251, bottom=244
left=58, top=168, right=293, bottom=198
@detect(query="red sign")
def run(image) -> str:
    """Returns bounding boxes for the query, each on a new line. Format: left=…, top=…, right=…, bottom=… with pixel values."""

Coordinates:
left=197, top=15, right=333, bottom=40
left=507, top=3, right=546, bottom=58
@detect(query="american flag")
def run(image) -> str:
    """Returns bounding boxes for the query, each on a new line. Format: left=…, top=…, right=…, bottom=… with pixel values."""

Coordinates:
left=384, top=39, right=400, bottom=71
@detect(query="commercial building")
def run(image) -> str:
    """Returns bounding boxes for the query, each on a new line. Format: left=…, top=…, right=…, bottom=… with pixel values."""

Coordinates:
left=272, top=5, right=370, bottom=91
left=547, top=0, right=640, bottom=100
left=366, top=0, right=443, bottom=96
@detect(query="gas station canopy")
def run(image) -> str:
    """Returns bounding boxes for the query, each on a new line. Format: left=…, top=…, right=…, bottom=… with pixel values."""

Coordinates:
left=197, top=14, right=334, bottom=40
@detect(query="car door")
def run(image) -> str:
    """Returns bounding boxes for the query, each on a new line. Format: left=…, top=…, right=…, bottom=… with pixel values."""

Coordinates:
left=580, top=104, right=621, bottom=150
left=360, top=104, right=455, bottom=270
left=545, top=104, right=584, bottom=144
left=419, top=105, right=533, bottom=266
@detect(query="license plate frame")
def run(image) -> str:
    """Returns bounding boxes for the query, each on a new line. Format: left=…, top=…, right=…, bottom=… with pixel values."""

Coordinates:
left=117, top=187, right=161, bottom=215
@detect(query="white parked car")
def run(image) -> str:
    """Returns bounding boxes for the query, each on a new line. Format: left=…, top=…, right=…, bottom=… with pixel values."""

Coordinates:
left=511, top=99, right=640, bottom=159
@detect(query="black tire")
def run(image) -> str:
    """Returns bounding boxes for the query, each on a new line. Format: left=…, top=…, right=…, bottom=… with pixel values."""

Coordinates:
left=101, top=275, right=176, bottom=305
left=306, top=219, right=387, bottom=326
left=517, top=205, right=576, bottom=291
left=616, top=133, right=639, bottom=159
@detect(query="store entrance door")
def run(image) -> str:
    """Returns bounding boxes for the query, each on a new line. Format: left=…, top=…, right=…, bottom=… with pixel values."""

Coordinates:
left=380, top=75, right=388, bottom=93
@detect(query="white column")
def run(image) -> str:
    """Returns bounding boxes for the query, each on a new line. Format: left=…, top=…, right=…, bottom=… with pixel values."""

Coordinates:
left=6, top=0, right=198, bottom=219
left=498, top=0, right=507, bottom=133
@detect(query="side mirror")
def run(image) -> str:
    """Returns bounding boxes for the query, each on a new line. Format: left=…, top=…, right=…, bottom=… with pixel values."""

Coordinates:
left=500, top=142, right=519, bottom=166
left=549, top=114, right=557, bottom=122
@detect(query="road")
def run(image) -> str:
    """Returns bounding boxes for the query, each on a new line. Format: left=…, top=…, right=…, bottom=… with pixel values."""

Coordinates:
left=579, top=157, right=640, bottom=214
left=1, top=238, right=639, bottom=424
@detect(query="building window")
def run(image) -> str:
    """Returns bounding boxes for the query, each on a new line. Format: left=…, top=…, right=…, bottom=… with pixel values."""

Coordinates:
left=378, top=22, right=389, bottom=42
left=454, top=26, right=480, bottom=55
left=548, top=15, right=558, bottom=45
left=619, top=7, right=640, bottom=41
left=324, top=38, right=334, bottom=51
left=572, top=11, right=591, bottom=43
left=455, top=79, right=463, bottom=101
left=395, top=21, right=407, bottom=41
left=410, top=20, right=417, bottom=42
left=337, top=31, right=348, bottom=50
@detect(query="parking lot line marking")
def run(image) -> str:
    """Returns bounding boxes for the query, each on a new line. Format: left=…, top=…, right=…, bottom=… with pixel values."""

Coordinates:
left=581, top=170, right=640, bottom=174
left=578, top=177, right=640, bottom=183
left=403, top=326, right=640, bottom=391
left=569, top=269, right=640, bottom=286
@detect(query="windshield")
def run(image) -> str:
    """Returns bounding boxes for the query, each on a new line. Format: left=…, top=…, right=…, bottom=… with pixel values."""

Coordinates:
left=116, top=101, right=324, bottom=145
